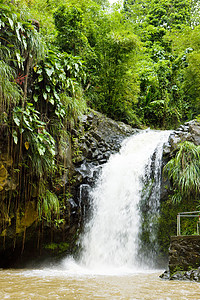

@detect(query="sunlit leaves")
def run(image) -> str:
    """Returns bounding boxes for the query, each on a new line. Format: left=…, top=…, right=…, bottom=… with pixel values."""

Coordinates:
left=33, top=49, right=87, bottom=123
left=164, top=141, right=200, bottom=203
left=12, top=103, right=56, bottom=158
left=38, top=189, right=60, bottom=221
left=0, top=2, right=44, bottom=69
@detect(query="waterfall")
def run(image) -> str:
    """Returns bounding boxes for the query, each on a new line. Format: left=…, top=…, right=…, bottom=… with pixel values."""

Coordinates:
left=78, top=130, right=170, bottom=272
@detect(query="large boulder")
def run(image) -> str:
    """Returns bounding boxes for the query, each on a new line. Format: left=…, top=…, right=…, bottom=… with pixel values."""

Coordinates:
left=167, top=120, right=200, bottom=153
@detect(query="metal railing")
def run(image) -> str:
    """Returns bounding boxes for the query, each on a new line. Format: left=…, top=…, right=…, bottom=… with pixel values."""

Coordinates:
left=177, top=211, right=200, bottom=236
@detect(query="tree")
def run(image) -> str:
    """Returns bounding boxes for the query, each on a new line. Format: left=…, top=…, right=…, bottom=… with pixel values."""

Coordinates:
left=53, top=2, right=141, bottom=125
left=85, top=8, right=140, bottom=124
left=124, top=0, right=195, bottom=128
left=54, top=5, right=88, bottom=56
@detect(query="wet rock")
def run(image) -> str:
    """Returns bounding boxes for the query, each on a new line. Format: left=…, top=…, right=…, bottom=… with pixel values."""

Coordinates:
left=189, top=124, right=200, bottom=145
left=166, top=268, right=200, bottom=281
left=170, top=271, right=186, bottom=280
left=73, top=110, right=139, bottom=169
left=92, top=132, right=102, bottom=142
left=68, top=198, right=78, bottom=209
left=92, top=149, right=99, bottom=159
left=0, top=164, right=8, bottom=191
left=159, top=270, right=170, bottom=280
left=168, top=236, right=200, bottom=276
left=167, top=120, right=200, bottom=152
left=16, top=201, right=38, bottom=234
left=168, top=135, right=181, bottom=150
left=58, top=134, right=71, bottom=165
left=80, top=142, right=89, bottom=157
left=192, top=268, right=200, bottom=281
left=162, top=142, right=171, bottom=156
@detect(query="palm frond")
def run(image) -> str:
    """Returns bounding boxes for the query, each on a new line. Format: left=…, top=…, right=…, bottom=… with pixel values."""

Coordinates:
left=164, top=141, right=200, bottom=202
left=38, top=189, right=60, bottom=222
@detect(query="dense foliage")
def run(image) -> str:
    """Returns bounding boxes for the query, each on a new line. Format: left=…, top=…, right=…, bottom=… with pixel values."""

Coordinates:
left=2, top=0, right=199, bottom=129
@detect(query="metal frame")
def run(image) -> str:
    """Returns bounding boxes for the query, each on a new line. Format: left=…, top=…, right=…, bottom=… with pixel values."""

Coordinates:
left=177, top=211, right=200, bottom=236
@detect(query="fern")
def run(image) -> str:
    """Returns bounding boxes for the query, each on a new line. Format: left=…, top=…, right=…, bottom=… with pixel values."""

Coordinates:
left=38, top=188, right=60, bottom=222
left=164, top=141, right=200, bottom=203
left=0, top=60, right=21, bottom=108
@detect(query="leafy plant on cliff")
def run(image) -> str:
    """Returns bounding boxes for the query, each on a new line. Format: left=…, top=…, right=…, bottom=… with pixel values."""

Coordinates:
left=164, top=141, right=200, bottom=203
left=38, top=189, right=60, bottom=222
left=12, top=103, right=56, bottom=174
left=0, top=60, right=21, bottom=115
left=0, top=3, right=63, bottom=226
left=0, top=1, right=44, bottom=96
left=32, top=49, right=87, bottom=127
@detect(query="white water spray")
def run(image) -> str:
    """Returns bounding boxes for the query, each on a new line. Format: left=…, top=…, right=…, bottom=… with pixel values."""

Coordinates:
left=78, top=130, right=170, bottom=272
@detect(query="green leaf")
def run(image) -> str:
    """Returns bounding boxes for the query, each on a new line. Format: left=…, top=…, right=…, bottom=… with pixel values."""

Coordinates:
left=0, top=20, right=5, bottom=28
left=33, top=95, right=38, bottom=102
left=8, top=17, right=14, bottom=30
left=38, top=75, right=43, bottom=82
left=37, top=144, right=46, bottom=156
left=12, top=130, right=18, bottom=144
left=15, top=52, right=21, bottom=68
left=53, top=90, right=59, bottom=100
left=49, top=147, right=56, bottom=156
left=49, top=97, right=54, bottom=105
left=46, top=85, right=51, bottom=92
left=21, top=35, right=27, bottom=51
left=14, top=116, right=20, bottom=126
left=46, top=68, right=54, bottom=77
left=23, top=116, right=33, bottom=130
left=55, top=62, right=60, bottom=70
left=43, top=92, right=48, bottom=100
left=36, top=69, right=42, bottom=74
left=74, top=63, right=79, bottom=72
left=16, top=27, right=21, bottom=43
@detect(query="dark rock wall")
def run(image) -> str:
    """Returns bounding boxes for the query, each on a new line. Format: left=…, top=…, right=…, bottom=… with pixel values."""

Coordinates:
left=158, top=120, right=200, bottom=265
left=159, top=120, right=200, bottom=280
left=164, top=120, right=200, bottom=155
left=169, top=236, right=200, bottom=274
left=160, top=236, right=200, bottom=281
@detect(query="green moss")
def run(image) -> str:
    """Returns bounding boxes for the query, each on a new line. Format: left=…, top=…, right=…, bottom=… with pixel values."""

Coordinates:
left=44, top=242, right=70, bottom=255
left=172, top=266, right=184, bottom=273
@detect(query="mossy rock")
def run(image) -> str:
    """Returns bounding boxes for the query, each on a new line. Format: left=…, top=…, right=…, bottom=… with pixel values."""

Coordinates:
left=16, top=201, right=38, bottom=234
left=0, top=164, right=8, bottom=191
left=44, top=242, right=70, bottom=255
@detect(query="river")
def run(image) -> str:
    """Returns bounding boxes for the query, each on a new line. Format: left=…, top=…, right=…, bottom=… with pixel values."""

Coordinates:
left=0, top=266, right=200, bottom=299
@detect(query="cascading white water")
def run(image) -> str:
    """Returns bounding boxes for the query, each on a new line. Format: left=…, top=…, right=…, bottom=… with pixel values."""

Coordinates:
left=79, top=130, right=170, bottom=272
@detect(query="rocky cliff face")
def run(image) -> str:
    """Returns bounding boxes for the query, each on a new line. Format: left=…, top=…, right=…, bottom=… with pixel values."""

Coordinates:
left=0, top=110, right=139, bottom=267
left=169, top=236, right=200, bottom=274
left=160, top=236, right=200, bottom=281
left=160, top=119, right=200, bottom=280
left=71, top=111, right=139, bottom=220
left=160, top=120, right=200, bottom=202
left=163, top=119, right=200, bottom=155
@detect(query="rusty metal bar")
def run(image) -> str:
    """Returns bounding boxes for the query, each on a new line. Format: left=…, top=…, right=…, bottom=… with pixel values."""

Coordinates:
left=177, top=211, right=200, bottom=236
